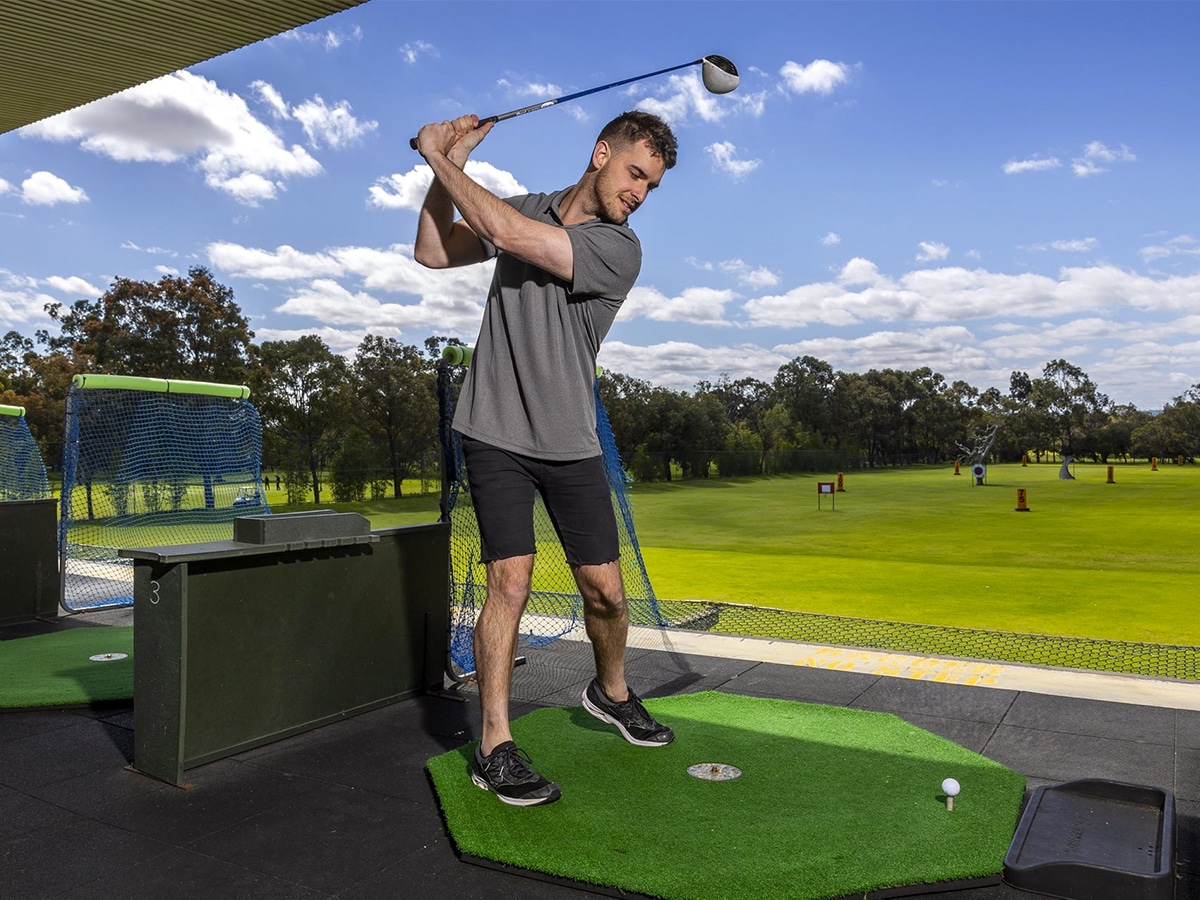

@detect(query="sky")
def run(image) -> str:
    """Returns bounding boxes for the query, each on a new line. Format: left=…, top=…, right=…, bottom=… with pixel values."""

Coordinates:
left=3, top=0, right=1200, bottom=410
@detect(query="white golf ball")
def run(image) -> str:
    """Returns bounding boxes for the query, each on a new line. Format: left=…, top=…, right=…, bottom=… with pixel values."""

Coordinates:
left=942, top=777, right=961, bottom=796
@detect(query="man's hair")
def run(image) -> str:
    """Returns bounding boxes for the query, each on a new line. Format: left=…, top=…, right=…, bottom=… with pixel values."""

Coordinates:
left=597, top=111, right=678, bottom=170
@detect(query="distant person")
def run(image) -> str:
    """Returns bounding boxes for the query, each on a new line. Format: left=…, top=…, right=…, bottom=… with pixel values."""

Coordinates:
left=415, top=110, right=678, bottom=805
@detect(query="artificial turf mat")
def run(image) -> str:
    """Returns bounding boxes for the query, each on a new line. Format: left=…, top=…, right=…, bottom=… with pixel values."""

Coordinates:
left=427, top=692, right=1026, bottom=900
left=0, top=627, right=133, bottom=708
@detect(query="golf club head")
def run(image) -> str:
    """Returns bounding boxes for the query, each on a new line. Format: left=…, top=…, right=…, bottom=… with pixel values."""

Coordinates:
left=702, top=55, right=739, bottom=94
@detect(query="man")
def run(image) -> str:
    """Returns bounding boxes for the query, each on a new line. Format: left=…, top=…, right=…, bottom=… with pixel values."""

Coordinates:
left=414, top=110, right=678, bottom=806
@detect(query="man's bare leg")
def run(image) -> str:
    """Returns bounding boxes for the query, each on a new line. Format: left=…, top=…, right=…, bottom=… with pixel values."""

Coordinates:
left=574, top=559, right=630, bottom=702
left=475, top=554, right=534, bottom=755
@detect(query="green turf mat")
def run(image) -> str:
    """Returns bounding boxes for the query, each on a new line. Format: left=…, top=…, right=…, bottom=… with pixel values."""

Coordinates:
left=428, top=692, right=1026, bottom=900
left=0, top=627, right=133, bottom=708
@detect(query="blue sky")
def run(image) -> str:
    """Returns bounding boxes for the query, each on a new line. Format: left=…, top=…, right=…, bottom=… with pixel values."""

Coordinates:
left=3, top=1, right=1199, bottom=409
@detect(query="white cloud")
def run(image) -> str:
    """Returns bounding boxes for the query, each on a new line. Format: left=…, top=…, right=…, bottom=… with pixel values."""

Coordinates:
left=206, top=240, right=495, bottom=336
left=1140, top=234, right=1199, bottom=264
left=276, top=25, right=363, bottom=51
left=779, top=59, right=854, bottom=96
left=20, top=171, right=88, bottom=205
left=399, top=40, right=437, bottom=65
left=743, top=260, right=1200, bottom=330
left=155, top=265, right=180, bottom=276
left=21, top=71, right=324, bottom=205
left=208, top=242, right=346, bottom=280
left=0, top=178, right=10, bottom=195
left=916, top=241, right=950, bottom=263
left=0, top=276, right=57, bottom=328
left=723, top=261, right=779, bottom=289
left=684, top=257, right=779, bottom=289
left=252, top=81, right=291, bottom=120
left=776, top=325, right=989, bottom=375
left=600, top=339, right=788, bottom=390
left=497, top=78, right=562, bottom=99
left=821, top=232, right=842, bottom=246
left=838, top=257, right=890, bottom=288
left=45, top=275, right=101, bottom=296
left=121, top=240, right=176, bottom=256
left=291, top=95, right=377, bottom=149
left=249, top=80, right=377, bottom=150
left=621, top=285, right=737, bottom=325
left=705, top=141, right=761, bottom=180
left=273, top=272, right=488, bottom=335
left=1031, top=238, right=1098, bottom=253
left=368, top=160, right=526, bottom=210
left=1072, top=140, right=1136, bottom=177
left=1003, top=157, right=1061, bottom=175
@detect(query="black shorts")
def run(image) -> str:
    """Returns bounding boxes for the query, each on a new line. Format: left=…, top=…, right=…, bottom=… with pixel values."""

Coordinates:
left=460, top=436, right=619, bottom=566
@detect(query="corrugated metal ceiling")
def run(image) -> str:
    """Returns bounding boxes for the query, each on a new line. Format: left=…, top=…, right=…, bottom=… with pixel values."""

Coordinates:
left=0, top=0, right=369, bottom=135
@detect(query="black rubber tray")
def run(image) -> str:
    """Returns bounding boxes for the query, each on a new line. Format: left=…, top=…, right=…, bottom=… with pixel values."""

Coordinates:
left=1004, top=778, right=1174, bottom=900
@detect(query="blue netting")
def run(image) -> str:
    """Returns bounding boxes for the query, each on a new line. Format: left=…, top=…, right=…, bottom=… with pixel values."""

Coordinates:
left=59, top=384, right=270, bottom=610
left=438, top=364, right=665, bottom=678
left=0, top=411, right=51, bottom=501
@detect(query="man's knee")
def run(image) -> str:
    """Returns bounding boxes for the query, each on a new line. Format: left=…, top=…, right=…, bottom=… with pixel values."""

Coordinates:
left=583, top=586, right=627, bottom=620
left=486, top=555, right=534, bottom=606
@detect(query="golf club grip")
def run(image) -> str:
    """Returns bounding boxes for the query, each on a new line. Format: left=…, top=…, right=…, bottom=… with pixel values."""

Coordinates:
left=407, top=108, right=533, bottom=151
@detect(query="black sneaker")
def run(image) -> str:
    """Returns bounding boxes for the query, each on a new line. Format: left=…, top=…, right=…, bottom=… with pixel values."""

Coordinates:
left=471, top=741, right=561, bottom=806
left=582, top=679, right=674, bottom=747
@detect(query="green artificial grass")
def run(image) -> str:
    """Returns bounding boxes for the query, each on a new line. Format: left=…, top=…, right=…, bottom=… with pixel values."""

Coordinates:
left=0, top=627, right=133, bottom=708
left=428, top=692, right=1026, bottom=900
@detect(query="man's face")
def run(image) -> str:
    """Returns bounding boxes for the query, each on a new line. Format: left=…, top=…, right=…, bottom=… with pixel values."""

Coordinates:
left=594, top=139, right=667, bottom=225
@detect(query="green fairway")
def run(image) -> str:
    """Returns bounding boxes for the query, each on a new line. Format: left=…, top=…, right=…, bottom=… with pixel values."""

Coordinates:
left=263, top=462, right=1200, bottom=648
left=631, top=462, right=1200, bottom=645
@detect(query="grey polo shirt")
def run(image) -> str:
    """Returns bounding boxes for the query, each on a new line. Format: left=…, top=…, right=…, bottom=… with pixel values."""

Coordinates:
left=452, top=188, right=641, bottom=460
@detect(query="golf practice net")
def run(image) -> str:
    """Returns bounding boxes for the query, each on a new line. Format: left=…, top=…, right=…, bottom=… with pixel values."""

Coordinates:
left=437, top=349, right=670, bottom=680
left=59, top=374, right=270, bottom=611
left=0, top=405, right=51, bottom=501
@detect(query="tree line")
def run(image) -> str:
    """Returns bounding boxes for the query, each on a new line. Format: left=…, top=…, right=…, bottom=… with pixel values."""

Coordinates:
left=3, top=269, right=1199, bottom=498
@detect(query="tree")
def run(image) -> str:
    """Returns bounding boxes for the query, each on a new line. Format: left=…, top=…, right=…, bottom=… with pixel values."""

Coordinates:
left=352, top=335, right=438, bottom=497
left=773, top=356, right=835, bottom=442
left=0, top=332, right=73, bottom=458
left=43, top=266, right=254, bottom=384
left=253, top=336, right=351, bottom=505
left=1151, top=387, right=1200, bottom=462
left=1031, top=359, right=1110, bottom=457
left=597, top=371, right=655, bottom=463
left=695, top=374, right=775, bottom=430
left=831, top=372, right=892, bottom=465
left=1093, top=404, right=1154, bottom=462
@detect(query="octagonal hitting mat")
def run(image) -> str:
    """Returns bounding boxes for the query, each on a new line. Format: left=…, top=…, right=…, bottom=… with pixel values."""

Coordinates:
left=427, top=691, right=1026, bottom=900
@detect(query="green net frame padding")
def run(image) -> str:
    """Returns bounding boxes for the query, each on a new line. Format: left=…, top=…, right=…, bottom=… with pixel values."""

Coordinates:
left=0, top=406, right=51, bottom=501
left=59, top=376, right=269, bottom=611
left=437, top=353, right=665, bottom=678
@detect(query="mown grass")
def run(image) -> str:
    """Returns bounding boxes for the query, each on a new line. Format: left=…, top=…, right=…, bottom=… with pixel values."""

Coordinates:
left=111, top=462, right=1200, bottom=647
left=628, top=462, right=1200, bottom=645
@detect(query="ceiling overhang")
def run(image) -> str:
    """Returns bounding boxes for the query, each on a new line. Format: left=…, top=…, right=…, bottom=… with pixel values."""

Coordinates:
left=1, top=0, right=369, bottom=135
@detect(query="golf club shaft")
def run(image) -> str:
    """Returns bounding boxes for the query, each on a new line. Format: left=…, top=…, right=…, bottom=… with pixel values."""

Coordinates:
left=408, top=58, right=702, bottom=150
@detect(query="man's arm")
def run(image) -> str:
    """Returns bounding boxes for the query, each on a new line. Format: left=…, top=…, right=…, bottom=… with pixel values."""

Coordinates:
left=414, top=116, right=574, bottom=280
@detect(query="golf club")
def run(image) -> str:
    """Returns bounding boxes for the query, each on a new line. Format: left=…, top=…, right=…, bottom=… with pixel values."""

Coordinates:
left=408, top=55, right=738, bottom=150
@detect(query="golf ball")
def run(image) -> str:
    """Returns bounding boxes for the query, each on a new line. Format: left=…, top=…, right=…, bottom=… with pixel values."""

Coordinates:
left=942, top=777, right=961, bottom=796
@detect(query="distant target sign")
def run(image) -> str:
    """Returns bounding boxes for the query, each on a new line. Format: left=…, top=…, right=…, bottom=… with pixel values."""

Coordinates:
left=971, top=464, right=986, bottom=485
left=817, top=481, right=836, bottom=510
